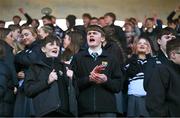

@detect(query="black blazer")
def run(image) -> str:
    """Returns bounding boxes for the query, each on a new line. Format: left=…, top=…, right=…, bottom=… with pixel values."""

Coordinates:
left=146, top=61, right=180, bottom=116
left=71, top=49, right=123, bottom=115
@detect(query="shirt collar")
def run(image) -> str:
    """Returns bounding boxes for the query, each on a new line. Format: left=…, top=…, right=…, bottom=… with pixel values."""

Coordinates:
left=88, top=48, right=102, bottom=56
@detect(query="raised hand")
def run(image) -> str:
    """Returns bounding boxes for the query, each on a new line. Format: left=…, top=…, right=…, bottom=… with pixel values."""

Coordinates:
left=18, top=8, right=25, bottom=14
left=175, top=5, right=180, bottom=12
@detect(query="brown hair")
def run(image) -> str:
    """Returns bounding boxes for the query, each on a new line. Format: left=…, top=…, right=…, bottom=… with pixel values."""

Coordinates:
left=82, top=13, right=91, bottom=19
left=86, top=25, right=105, bottom=37
left=41, top=35, right=61, bottom=47
left=13, top=15, right=21, bottom=21
left=21, top=27, right=38, bottom=38
left=104, top=12, right=116, bottom=23
left=67, top=31, right=83, bottom=53
left=61, top=31, right=84, bottom=61
left=132, top=36, right=152, bottom=55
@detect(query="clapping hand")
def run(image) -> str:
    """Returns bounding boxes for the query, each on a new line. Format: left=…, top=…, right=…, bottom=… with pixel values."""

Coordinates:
left=89, top=65, right=107, bottom=84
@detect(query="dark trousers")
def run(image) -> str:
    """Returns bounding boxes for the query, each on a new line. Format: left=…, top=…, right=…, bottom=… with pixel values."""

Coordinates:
left=81, top=113, right=116, bottom=117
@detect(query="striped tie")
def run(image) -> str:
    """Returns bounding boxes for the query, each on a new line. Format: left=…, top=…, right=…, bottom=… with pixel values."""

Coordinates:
left=91, top=52, right=98, bottom=61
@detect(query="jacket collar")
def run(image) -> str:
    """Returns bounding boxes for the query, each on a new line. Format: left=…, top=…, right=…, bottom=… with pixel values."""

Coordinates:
left=25, top=40, right=39, bottom=49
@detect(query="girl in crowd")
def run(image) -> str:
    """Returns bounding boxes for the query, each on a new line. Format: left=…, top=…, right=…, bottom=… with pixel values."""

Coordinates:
left=38, top=25, right=53, bottom=40
left=62, top=31, right=84, bottom=64
left=5, top=25, right=24, bottom=54
left=124, top=36, right=152, bottom=117
left=14, top=27, right=42, bottom=117
left=24, top=35, right=76, bottom=117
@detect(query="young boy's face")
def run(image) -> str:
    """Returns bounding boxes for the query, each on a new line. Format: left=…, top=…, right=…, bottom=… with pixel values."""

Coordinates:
left=12, top=29, right=21, bottom=40
left=158, top=33, right=175, bottom=52
left=41, top=41, right=60, bottom=58
left=104, top=15, right=113, bottom=25
left=87, top=30, right=104, bottom=48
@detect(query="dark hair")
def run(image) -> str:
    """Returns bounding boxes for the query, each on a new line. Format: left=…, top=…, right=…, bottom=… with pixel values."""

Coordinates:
left=13, top=15, right=21, bottom=20
left=41, top=15, right=52, bottom=21
left=146, top=17, right=154, bottom=22
left=62, top=31, right=84, bottom=61
left=167, top=19, right=177, bottom=25
left=9, top=25, right=20, bottom=31
left=32, top=19, right=40, bottom=28
left=139, top=34, right=151, bottom=41
left=0, top=20, right=5, bottom=24
left=157, top=27, right=176, bottom=39
left=0, top=28, right=11, bottom=40
left=51, top=15, right=56, bottom=19
left=66, top=15, right=77, bottom=28
left=82, top=13, right=91, bottom=19
left=42, top=35, right=61, bottom=47
left=86, top=25, right=105, bottom=37
left=104, top=12, right=116, bottom=23
left=166, top=38, right=180, bottom=58
left=124, top=21, right=134, bottom=27
left=129, top=17, right=137, bottom=25
left=103, top=25, right=115, bottom=39
left=99, top=16, right=104, bottom=20
left=91, top=17, right=98, bottom=20
left=66, top=31, right=83, bottom=53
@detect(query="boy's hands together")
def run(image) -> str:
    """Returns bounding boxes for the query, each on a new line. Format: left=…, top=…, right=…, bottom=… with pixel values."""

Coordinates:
left=89, top=65, right=107, bottom=84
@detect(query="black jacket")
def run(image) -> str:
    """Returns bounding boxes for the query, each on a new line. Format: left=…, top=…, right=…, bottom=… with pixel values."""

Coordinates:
left=71, top=49, right=123, bottom=115
left=24, top=58, right=73, bottom=116
left=0, top=40, right=18, bottom=87
left=102, top=40, right=126, bottom=66
left=14, top=40, right=44, bottom=117
left=0, top=60, right=15, bottom=116
left=146, top=61, right=180, bottom=116
left=15, top=40, right=43, bottom=71
left=144, top=50, right=170, bottom=91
